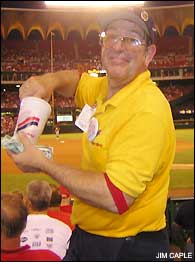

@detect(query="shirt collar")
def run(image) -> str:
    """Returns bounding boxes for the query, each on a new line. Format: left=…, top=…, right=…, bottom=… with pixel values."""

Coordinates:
left=1, top=245, right=30, bottom=253
left=103, top=70, right=151, bottom=108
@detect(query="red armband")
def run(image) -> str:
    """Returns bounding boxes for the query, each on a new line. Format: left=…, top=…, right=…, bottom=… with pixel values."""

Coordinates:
left=104, top=173, right=129, bottom=214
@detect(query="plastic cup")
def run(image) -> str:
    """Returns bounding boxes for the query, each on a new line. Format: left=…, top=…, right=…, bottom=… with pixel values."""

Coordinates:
left=14, top=97, right=51, bottom=144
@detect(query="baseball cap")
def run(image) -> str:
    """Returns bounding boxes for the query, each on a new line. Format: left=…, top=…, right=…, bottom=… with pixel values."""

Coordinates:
left=99, top=9, right=157, bottom=45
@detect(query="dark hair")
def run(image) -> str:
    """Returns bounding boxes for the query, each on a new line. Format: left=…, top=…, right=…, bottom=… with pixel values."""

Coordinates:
left=1, top=193, right=28, bottom=238
left=49, top=184, right=62, bottom=207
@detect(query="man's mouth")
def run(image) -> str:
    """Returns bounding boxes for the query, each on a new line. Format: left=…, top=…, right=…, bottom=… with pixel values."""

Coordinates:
left=108, top=53, right=131, bottom=64
left=110, top=57, right=129, bottom=64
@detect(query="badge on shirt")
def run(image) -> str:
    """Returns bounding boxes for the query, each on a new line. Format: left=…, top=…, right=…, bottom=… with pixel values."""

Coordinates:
left=75, top=104, right=96, bottom=132
left=87, top=117, right=99, bottom=142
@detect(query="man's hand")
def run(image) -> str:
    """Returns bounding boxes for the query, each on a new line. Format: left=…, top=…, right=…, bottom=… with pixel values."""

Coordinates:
left=19, top=70, right=80, bottom=102
left=6, top=133, right=48, bottom=173
left=19, top=75, right=54, bottom=102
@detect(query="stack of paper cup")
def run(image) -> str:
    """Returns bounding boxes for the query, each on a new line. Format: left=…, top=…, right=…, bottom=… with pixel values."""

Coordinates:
left=14, top=97, right=51, bottom=144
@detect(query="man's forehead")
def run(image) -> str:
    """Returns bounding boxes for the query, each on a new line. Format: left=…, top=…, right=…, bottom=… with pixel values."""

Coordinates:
left=105, top=19, right=145, bottom=37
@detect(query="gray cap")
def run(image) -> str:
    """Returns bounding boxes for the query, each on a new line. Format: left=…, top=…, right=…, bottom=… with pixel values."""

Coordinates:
left=99, top=9, right=157, bottom=44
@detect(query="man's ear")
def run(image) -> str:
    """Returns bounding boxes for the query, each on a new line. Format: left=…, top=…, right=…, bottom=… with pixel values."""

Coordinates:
left=145, top=44, right=156, bottom=67
left=25, top=198, right=32, bottom=211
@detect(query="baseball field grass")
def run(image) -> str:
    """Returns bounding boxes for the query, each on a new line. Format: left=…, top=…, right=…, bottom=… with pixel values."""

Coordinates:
left=1, top=129, right=194, bottom=198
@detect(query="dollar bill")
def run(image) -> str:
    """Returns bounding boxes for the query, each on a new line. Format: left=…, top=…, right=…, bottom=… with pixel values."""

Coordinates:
left=1, top=135, right=24, bottom=153
left=1, top=135, right=53, bottom=159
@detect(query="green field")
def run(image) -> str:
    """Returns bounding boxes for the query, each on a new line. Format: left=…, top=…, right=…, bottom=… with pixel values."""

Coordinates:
left=1, top=129, right=194, bottom=194
left=169, top=129, right=194, bottom=190
left=173, top=129, right=194, bottom=163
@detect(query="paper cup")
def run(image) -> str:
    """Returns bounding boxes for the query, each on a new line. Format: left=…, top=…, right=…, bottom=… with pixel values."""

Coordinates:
left=14, top=97, right=51, bottom=144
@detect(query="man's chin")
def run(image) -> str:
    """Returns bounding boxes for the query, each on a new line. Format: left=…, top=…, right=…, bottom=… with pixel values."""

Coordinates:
left=107, top=67, right=129, bottom=79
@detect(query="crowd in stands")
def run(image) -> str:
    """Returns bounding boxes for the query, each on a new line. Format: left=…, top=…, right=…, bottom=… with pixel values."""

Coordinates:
left=1, top=40, right=102, bottom=79
left=1, top=58, right=102, bottom=82
left=149, top=55, right=194, bottom=69
left=1, top=82, right=193, bottom=136
left=1, top=57, right=193, bottom=82
left=159, top=84, right=193, bottom=102
left=1, top=37, right=194, bottom=136
left=1, top=39, right=194, bottom=82
left=1, top=84, right=193, bottom=110
left=54, top=95, right=76, bottom=109
left=160, top=86, right=183, bottom=101
left=1, top=91, right=20, bottom=108
left=1, top=115, right=18, bottom=136
left=1, top=180, right=74, bottom=261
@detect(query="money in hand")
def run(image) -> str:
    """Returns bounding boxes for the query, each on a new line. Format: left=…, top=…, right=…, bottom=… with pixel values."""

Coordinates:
left=2, top=135, right=53, bottom=159
left=1, top=135, right=24, bottom=154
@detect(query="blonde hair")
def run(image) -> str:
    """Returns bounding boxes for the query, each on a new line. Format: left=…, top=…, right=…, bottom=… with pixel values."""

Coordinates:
left=26, top=180, right=52, bottom=211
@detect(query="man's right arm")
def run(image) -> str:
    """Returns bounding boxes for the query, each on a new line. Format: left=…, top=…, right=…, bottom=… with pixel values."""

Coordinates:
left=19, top=69, right=81, bottom=102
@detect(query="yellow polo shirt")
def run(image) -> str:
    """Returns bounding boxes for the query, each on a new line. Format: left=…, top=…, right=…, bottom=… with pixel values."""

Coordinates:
left=72, top=70, right=176, bottom=237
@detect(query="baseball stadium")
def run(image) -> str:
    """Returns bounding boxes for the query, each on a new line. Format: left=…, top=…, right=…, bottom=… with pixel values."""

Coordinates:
left=1, top=1, right=194, bottom=260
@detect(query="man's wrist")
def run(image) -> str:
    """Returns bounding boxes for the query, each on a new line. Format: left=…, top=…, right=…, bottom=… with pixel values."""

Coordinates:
left=37, top=155, right=52, bottom=173
left=42, top=72, right=58, bottom=92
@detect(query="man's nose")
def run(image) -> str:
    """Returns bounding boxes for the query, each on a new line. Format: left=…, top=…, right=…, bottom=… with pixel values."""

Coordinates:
left=112, top=38, right=125, bottom=50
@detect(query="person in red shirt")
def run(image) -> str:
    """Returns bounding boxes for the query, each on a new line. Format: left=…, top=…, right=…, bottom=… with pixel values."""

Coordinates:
left=59, top=185, right=73, bottom=214
left=47, top=184, right=74, bottom=230
left=2, top=246, right=61, bottom=261
left=1, top=193, right=60, bottom=261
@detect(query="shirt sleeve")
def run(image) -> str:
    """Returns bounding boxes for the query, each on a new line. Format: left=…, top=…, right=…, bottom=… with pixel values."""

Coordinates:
left=74, top=73, right=106, bottom=109
left=105, top=111, right=168, bottom=198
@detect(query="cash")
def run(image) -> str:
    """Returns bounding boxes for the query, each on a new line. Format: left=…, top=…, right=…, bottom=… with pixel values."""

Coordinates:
left=1, top=135, right=24, bottom=154
left=1, top=135, right=53, bottom=159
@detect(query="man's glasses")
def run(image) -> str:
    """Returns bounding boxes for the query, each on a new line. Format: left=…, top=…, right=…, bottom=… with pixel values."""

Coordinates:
left=99, top=32, right=146, bottom=50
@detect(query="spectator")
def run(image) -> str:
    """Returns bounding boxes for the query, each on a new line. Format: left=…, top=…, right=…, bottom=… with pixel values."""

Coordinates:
left=47, top=184, right=74, bottom=230
left=20, top=180, right=72, bottom=259
left=59, top=185, right=73, bottom=213
left=172, top=200, right=194, bottom=260
left=1, top=193, right=60, bottom=261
